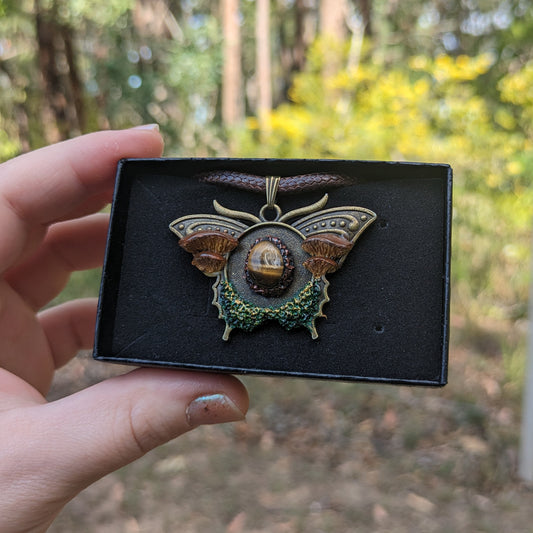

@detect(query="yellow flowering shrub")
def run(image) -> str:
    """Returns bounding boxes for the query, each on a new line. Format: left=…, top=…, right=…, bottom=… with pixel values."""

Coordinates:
left=236, top=41, right=533, bottom=323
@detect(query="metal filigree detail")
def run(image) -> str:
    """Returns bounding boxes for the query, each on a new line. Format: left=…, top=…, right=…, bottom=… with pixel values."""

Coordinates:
left=169, top=175, right=376, bottom=340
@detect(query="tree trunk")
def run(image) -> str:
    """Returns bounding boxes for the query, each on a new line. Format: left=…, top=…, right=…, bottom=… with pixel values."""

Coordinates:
left=320, top=0, right=347, bottom=40
left=357, top=0, right=372, bottom=37
left=319, top=0, right=348, bottom=84
left=293, top=0, right=307, bottom=72
left=35, top=4, right=64, bottom=142
left=278, top=0, right=312, bottom=104
left=255, top=0, right=271, bottom=134
left=520, top=253, right=533, bottom=482
left=62, top=25, right=86, bottom=134
left=222, top=0, right=243, bottom=127
left=35, top=0, right=85, bottom=141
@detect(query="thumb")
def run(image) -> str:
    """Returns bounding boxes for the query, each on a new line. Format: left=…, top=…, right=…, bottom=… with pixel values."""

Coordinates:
left=21, top=368, right=248, bottom=490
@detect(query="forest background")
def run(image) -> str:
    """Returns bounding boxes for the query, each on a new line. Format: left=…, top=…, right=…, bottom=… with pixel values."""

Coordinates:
left=2, top=0, right=533, bottom=531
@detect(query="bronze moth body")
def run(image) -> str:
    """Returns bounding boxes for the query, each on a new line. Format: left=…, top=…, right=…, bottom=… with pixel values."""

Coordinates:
left=170, top=175, right=376, bottom=340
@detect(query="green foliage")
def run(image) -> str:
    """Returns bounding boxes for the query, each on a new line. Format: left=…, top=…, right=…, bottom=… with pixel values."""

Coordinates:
left=0, top=125, right=20, bottom=161
left=220, top=279, right=322, bottom=334
left=237, top=40, right=533, bottom=327
left=83, top=6, right=224, bottom=154
left=502, top=340, right=527, bottom=393
left=65, top=0, right=135, bottom=26
left=0, top=0, right=227, bottom=158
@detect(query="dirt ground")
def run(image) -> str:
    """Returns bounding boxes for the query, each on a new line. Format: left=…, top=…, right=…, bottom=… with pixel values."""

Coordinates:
left=47, top=319, right=533, bottom=533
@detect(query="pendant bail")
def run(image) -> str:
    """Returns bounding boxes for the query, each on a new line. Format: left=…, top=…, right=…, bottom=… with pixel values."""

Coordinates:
left=265, top=176, right=281, bottom=208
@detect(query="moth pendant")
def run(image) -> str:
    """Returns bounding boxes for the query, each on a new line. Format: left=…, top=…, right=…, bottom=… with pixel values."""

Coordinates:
left=170, top=176, right=376, bottom=340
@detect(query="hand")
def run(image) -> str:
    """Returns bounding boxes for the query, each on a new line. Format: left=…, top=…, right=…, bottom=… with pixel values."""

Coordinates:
left=0, top=128, right=249, bottom=533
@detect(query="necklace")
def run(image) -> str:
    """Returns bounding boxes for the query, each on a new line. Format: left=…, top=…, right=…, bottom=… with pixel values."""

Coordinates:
left=170, top=172, right=376, bottom=340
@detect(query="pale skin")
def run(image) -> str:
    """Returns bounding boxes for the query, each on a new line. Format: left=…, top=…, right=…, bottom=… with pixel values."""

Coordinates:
left=0, top=127, right=249, bottom=533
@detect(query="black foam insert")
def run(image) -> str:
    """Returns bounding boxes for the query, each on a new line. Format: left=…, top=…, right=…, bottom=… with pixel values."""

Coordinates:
left=94, top=158, right=452, bottom=386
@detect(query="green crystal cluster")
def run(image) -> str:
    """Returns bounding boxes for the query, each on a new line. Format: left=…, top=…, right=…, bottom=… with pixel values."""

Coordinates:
left=219, top=279, right=322, bottom=333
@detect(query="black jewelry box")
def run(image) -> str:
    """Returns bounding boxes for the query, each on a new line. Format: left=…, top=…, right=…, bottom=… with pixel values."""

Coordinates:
left=94, top=158, right=452, bottom=386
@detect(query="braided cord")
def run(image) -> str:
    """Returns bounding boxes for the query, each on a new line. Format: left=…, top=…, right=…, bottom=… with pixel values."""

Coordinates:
left=198, top=171, right=352, bottom=193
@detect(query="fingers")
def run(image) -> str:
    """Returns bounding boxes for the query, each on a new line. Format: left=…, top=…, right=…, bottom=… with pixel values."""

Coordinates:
left=38, top=298, right=98, bottom=371
left=0, top=298, right=98, bottom=395
left=0, top=127, right=163, bottom=273
left=57, top=188, right=114, bottom=222
left=54, top=369, right=248, bottom=481
left=6, top=214, right=109, bottom=310
left=0, top=368, right=46, bottom=409
left=0, top=369, right=248, bottom=532
left=14, top=369, right=248, bottom=489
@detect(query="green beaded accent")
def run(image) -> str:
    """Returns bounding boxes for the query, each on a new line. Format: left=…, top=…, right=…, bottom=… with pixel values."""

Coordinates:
left=219, top=279, right=322, bottom=334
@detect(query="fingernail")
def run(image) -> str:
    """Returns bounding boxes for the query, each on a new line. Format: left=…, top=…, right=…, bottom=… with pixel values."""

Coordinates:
left=186, top=393, right=245, bottom=427
left=132, top=123, right=160, bottom=131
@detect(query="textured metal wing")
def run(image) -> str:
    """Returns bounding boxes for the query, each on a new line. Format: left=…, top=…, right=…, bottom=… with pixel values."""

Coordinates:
left=293, top=206, right=377, bottom=244
left=169, top=214, right=249, bottom=240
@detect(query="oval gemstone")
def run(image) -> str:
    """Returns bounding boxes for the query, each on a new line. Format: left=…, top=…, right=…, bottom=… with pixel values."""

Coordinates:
left=247, top=240, right=284, bottom=288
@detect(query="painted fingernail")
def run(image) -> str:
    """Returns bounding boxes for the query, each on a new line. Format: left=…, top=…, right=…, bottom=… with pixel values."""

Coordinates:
left=186, top=394, right=245, bottom=427
left=132, top=123, right=160, bottom=131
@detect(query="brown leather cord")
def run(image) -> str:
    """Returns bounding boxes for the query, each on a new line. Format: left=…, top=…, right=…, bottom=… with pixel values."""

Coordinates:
left=197, top=170, right=352, bottom=193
